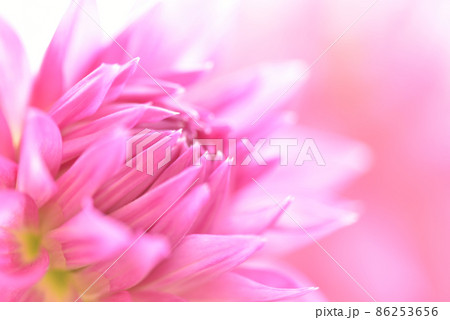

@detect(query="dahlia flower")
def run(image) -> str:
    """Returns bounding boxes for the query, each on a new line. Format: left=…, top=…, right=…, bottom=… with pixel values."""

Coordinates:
left=0, top=0, right=366, bottom=301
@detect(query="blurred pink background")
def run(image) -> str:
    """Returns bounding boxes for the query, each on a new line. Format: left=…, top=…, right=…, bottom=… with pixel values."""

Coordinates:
left=221, top=0, right=450, bottom=301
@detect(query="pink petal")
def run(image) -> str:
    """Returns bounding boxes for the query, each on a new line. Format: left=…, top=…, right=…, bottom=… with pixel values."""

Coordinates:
left=234, top=267, right=300, bottom=288
left=152, top=145, right=196, bottom=187
left=179, top=272, right=316, bottom=302
left=104, top=59, right=140, bottom=103
left=83, top=103, right=178, bottom=128
left=128, top=290, right=184, bottom=302
left=230, top=143, right=279, bottom=192
left=63, top=104, right=148, bottom=139
left=232, top=266, right=325, bottom=301
left=16, top=109, right=62, bottom=206
left=109, top=165, right=202, bottom=229
left=61, top=104, right=177, bottom=163
left=115, top=77, right=184, bottom=103
left=48, top=201, right=131, bottom=269
left=0, top=156, right=17, bottom=189
left=0, top=191, right=48, bottom=296
left=99, top=291, right=131, bottom=302
left=139, top=234, right=264, bottom=292
left=0, top=111, right=14, bottom=159
left=60, top=127, right=122, bottom=164
left=150, top=184, right=210, bottom=246
left=100, top=289, right=185, bottom=302
left=0, top=18, right=30, bottom=144
left=0, top=252, right=49, bottom=301
left=81, top=234, right=169, bottom=296
left=31, top=0, right=103, bottom=109
left=97, top=0, right=236, bottom=85
left=191, top=160, right=231, bottom=233
left=211, top=196, right=293, bottom=235
left=94, top=130, right=183, bottom=213
left=262, top=199, right=358, bottom=255
left=158, top=62, right=213, bottom=87
left=49, top=59, right=138, bottom=128
left=50, top=130, right=127, bottom=222
left=187, top=61, right=305, bottom=133
left=0, top=190, right=39, bottom=229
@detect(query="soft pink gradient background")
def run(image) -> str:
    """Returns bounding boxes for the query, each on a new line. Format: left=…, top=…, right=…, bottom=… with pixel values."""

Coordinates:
left=220, top=0, right=450, bottom=301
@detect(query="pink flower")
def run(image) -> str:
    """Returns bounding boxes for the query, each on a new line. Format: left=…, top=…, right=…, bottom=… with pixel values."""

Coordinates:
left=0, top=0, right=366, bottom=301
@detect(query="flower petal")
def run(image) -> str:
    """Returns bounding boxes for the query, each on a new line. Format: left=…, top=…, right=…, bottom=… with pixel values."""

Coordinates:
left=179, top=272, right=316, bottom=302
left=191, top=160, right=231, bottom=233
left=49, top=59, right=138, bottom=128
left=150, top=184, right=210, bottom=246
left=16, top=109, right=62, bottom=206
left=0, top=252, right=49, bottom=302
left=211, top=196, right=292, bottom=235
left=0, top=111, right=14, bottom=159
left=128, top=290, right=184, bottom=302
left=0, top=191, right=48, bottom=297
left=50, top=130, right=127, bottom=223
left=262, top=199, right=359, bottom=255
left=48, top=201, right=131, bottom=269
left=187, top=61, right=305, bottom=133
left=80, top=234, right=169, bottom=297
left=98, top=0, right=237, bottom=86
left=152, top=145, right=196, bottom=187
left=0, top=18, right=30, bottom=145
left=139, top=234, right=264, bottom=292
left=109, top=165, right=202, bottom=229
left=100, top=289, right=185, bottom=302
left=31, top=0, right=103, bottom=109
left=115, top=77, right=184, bottom=103
left=0, top=156, right=17, bottom=189
left=94, top=130, right=183, bottom=213
left=61, top=104, right=176, bottom=163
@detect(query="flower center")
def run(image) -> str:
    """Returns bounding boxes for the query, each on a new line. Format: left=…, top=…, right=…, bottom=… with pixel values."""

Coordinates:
left=38, top=269, right=75, bottom=301
left=15, top=230, right=42, bottom=264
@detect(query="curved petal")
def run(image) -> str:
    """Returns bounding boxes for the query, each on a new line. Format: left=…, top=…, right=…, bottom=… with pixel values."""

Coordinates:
left=139, top=234, right=264, bottom=292
left=31, top=0, right=103, bottom=109
left=0, top=251, right=49, bottom=301
left=61, top=104, right=177, bottom=163
left=50, top=130, right=127, bottom=222
left=0, top=156, right=17, bottom=189
left=80, top=234, right=169, bottom=297
left=191, top=160, right=231, bottom=233
left=211, top=196, right=293, bottom=235
left=100, top=289, right=185, bottom=302
left=180, top=272, right=316, bottom=302
left=49, top=59, right=138, bottom=128
left=98, top=0, right=237, bottom=86
left=186, top=61, right=305, bottom=134
left=261, top=199, right=359, bottom=255
left=48, top=201, right=131, bottom=269
left=109, top=165, right=202, bottom=229
left=128, top=290, right=184, bottom=302
left=0, top=18, right=30, bottom=145
left=16, top=108, right=62, bottom=206
left=64, top=104, right=178, bottom=140
left=0, top=111, right=14, bottom=159
left=94, top=129, right=183, bottom=213
left=150, top=184, right=210, bottom=246
left=0, top=190, right=39, bottom=229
